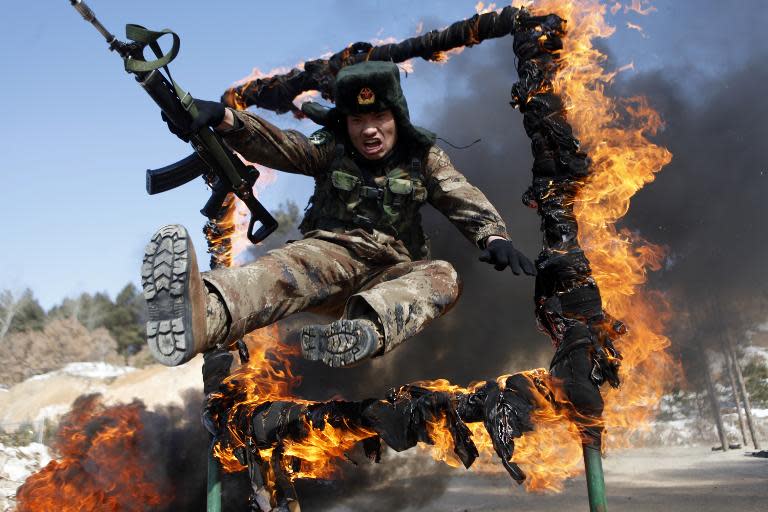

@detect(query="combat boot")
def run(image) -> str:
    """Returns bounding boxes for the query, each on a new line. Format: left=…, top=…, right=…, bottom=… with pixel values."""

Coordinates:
left=141, top=224, right=210, bottom=366
left=300, top=319, right=384, bottom=368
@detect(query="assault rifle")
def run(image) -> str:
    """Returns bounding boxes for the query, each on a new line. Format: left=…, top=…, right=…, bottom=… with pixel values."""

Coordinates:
left=69, top=0, right=278, bottom=244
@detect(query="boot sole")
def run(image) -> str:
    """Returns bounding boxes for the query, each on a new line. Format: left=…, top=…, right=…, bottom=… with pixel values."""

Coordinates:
left=141, top=225, right=202, bottom=366
left=300, top=319, right=379, bottom=368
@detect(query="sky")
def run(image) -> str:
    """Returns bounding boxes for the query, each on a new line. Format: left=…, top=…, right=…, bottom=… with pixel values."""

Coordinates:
left=1, top=0, right=766, bottom=309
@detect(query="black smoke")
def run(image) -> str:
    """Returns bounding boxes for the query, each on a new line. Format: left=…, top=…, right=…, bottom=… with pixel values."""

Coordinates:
left=286, top=9, right=768, bottom=505
left=284, top=13, right=768, bottom=396
left=138, top=3, right=768, bottom=509
left=289, top=35, right=547, bottom=405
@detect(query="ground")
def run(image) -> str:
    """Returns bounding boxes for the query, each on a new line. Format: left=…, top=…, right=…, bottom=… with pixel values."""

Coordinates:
left=327, top=447, right=768, bottom=512
left=1, top=363, right=766, bottom=511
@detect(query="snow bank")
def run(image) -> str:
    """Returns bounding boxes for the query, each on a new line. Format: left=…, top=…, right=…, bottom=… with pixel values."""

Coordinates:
left=28, top=362, right=135, bottom=382
left=0, top=442, right=51, bottom=511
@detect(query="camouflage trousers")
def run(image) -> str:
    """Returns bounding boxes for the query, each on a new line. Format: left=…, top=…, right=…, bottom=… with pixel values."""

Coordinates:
left=202, top=229, right=462, bottom=354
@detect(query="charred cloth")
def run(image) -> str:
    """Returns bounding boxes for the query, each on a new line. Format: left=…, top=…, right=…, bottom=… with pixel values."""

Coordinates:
left=222, top=6, right=525, bottom=114
left=207, top=370, right=558, bottom=508
left=207, top=5, right=628, bottom=510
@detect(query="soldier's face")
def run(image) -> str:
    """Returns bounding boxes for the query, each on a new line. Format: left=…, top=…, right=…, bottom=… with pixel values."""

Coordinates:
left=346, top=110, right=398, bottom=160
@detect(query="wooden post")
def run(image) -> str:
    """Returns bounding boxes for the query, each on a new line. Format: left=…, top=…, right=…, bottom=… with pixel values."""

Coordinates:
left=725, top=336, right=761, bottom=450
left=701, top=350, right=728, bottom=451
left=722, top=342, right=748, bottom=446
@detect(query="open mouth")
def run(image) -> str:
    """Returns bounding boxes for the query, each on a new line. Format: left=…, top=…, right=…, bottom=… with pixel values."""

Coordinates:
left=362, top=138, right=383, bottom=154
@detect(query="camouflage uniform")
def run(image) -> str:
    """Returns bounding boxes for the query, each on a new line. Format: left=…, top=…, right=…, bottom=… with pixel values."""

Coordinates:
left=202, top=108, right=509, bottom=354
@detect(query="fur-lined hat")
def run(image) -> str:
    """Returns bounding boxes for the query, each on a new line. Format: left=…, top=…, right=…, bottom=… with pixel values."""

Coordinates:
left=302, top=61, right=435, bottom=150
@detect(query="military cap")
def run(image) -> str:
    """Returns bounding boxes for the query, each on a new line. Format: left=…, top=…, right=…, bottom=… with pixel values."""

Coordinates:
left=302, top=61, right=435, bottom=150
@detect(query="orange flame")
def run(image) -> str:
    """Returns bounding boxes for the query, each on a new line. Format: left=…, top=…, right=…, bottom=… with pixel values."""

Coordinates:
left=204, top=153, right=279, bottom=267
left=282, top=418, right=377, bottom=479
left=534, top=0, right=675, bottom=450
left=414, top=0, right=676, bottom=492
left=214, top=326, right=379, bottom=480
left=217, top=0, right=675, bottom=497
left=16, top=395, right=172, bottom=511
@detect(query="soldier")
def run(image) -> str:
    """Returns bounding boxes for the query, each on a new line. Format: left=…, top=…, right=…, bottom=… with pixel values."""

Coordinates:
left=144, top=61, right=535, bottom=368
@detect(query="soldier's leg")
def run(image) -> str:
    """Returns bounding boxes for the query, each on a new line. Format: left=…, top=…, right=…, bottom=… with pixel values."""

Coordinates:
left=142, top=225, right=371, bottom=366
left=301, top=259, right=461, bottom=367
left=349, top=259, right=462, bottom=352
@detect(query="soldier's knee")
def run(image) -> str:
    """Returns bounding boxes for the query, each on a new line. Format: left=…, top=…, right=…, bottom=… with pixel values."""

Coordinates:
left=429, top=260, right=459, bottom=284
left=426, top=259, right=462, bottom=306
left=263, top=253, right=304, bottom=293
left=220, top=251, right=303, bottom=297
left=429, top=259, right=454, bottom=273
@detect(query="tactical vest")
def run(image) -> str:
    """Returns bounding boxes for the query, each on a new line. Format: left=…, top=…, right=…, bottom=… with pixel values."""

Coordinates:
left=299, top=143, right=431, bottom=260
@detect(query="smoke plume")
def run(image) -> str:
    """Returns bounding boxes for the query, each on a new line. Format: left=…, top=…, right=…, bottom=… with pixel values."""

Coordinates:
left=171, top=10, right=768, bottom=508
left=29, top=3, right=768, bottom=510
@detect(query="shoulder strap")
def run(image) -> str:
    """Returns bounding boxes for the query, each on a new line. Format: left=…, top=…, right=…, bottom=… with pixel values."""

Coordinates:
left=410, top=156, right=422, bottom=179
left=123, top=24, right=180, bottom=73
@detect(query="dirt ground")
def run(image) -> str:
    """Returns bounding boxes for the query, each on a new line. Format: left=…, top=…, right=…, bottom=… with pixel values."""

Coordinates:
left=326, top=446, right=768, bottom=512
left=2, top=364, right=766, bottom=511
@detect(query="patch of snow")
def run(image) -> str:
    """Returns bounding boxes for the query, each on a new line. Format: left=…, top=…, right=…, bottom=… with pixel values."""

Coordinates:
left=60, top=362, right=135, bottom=379
left=34, top=404, right=72, bottom=423
left=0, top=442, right=50, bottom=482
left=28, top=362, right=135, bottom=382
left=744, top=345, right=768, bottom=361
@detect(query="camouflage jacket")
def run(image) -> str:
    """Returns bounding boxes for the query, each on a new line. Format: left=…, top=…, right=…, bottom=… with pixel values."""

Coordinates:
left=221, top=109, right=510, bottom=262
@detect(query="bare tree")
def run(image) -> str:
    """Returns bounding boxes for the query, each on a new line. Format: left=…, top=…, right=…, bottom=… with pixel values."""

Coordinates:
left=0, top=289, right=42, bottom=342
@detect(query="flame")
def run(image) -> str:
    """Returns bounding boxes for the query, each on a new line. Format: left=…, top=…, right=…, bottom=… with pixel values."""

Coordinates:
left=533, top=0, right=674, bottom=450
left=624, top=0, right=657, bottom=15
left=430, top=2, right=500, bottom=64
left=15, top=395, right=172, bottom=511
left=216, top=0, right=675, bottom=497
left=415, top=0, right=675, bottom=492
left=226, top=63, right=321, bottom=113
left=431, top=47, right=467, bottom=64
left=203, top=193, right=239, bottom=269
left=204, top=153, right=279, bottom=268
left=626, top=21, right=646, bottom=37
left=282, top=418, right=377, bottom=479
left=505, top=377, right=585, bottom=492
left=213, top=326, right=378, bottom=480
left=475, top=2, right=502, bottom=14
left=415, top=372, right=585, bottom=492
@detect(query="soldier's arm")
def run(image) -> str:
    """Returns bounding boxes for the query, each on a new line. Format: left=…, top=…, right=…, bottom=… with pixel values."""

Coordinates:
left=216, top=108, right=335, bottom=177
left=425, top=145, right=510, bottom=248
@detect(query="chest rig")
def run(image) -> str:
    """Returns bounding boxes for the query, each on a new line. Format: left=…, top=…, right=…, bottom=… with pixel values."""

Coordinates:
left=299, top=143, right=431, bottom=259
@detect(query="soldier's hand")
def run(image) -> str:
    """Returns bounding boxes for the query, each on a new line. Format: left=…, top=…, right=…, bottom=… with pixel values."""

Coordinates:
left=479, top=239, right=536, bottom=276
left=161, top=99, right=227, bottom=142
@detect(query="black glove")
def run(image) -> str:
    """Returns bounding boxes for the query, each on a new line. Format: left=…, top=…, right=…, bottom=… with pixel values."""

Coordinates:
left=161, top=99, right=226, bottom=142
left=479, top=239, right=536, bottom=275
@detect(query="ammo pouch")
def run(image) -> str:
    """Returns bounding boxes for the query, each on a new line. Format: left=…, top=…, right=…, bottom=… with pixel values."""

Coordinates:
left=301, top=144, right=430, bottom=259
left=327, top=146, right=427, bottom=232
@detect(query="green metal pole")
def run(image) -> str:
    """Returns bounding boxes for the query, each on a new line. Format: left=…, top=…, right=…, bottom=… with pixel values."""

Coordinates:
left=583, top=443, right=607, bottom=512
left=207, top=439, right=222, bottom=512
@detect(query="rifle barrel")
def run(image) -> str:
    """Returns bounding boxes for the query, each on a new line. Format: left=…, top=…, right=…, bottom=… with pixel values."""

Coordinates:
left=69, top=0, right=116, bottom=44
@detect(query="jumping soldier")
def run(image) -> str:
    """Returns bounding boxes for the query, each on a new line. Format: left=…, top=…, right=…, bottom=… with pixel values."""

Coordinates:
left=143, top=61, right=535, bottom=368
